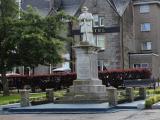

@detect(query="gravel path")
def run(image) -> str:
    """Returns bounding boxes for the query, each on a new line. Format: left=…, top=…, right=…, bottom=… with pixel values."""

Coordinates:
left=0, top=110, right=160, bottom=120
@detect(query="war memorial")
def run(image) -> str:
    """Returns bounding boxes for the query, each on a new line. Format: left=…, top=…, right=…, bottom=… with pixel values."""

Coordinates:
left=0, top=6, right=154, bottom=115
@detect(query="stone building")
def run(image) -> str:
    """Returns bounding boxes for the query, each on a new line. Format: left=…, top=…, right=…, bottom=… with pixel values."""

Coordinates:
left=81, top=0, right=134, bottom=70
left=14, top=0, right=160, bottom=78
left=130, top=0, right=160, bottom=78
left=49, top=0, right=134, bottom=71
left=53, top=0, right=160, bottom=79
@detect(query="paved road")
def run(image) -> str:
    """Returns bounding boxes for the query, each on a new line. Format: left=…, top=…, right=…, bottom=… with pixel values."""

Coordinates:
left=0, top=110, right=160, bottom=120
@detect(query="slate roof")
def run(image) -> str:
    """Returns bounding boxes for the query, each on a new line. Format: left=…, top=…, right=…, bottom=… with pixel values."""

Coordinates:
left=21, top=0, right=51, bottom=16
left=60, top=0, right=84, bottom=16
left=58, top=0, right=131, bottom=16
left=108, top=0, right=132, bottom=16
left=31, top=0, right=131, bottom=17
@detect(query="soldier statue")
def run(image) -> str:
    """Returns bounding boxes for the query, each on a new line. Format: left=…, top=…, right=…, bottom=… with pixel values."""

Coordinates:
left=78, top=6, right=95, bottom=45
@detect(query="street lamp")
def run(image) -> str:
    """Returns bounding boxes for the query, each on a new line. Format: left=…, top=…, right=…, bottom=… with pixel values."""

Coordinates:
left=16, top=0, right=22, bottom=19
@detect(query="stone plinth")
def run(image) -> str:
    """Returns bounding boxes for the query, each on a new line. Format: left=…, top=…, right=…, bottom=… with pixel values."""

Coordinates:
left=46, top=89, right=54, bottom=102
left=139, top=87, right=146, bottom=99
left=20, top=90, right=30, bottom=107
left=75, top=45, right=99, bottom=80
left=60, top=45, right=107, bottom=103
left=126, top=87, right=134, bottom=102
left=107, top=87, right=117, bottom=106
left=69, top=80, right=107, bottom=100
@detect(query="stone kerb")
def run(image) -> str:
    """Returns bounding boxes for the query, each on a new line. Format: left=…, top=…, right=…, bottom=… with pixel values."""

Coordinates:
left=107, top=87, right=118, bottom=106
left=126, top=87, right=134, bottom=102
left=20, top=89, right=30, bottom=107
left=46, top=89, right=54, bottom=102
left=139, top=87, right=146, bottom=99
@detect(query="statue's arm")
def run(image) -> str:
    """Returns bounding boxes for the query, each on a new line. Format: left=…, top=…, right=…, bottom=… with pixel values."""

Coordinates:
left=79, top=21, right=84, bottom=26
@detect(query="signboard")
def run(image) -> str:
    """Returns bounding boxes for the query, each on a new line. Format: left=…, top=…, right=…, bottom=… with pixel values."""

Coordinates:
left=71, top=26, right=120, bottom=36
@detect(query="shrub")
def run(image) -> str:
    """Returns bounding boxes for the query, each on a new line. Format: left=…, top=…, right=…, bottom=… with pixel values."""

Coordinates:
left=147, top=88, right=160, bottom=95
left=0, top=68, right=151, bottom=90
left=99, top=68, right=151, bottom=87
left=145, top=95, right=160, bottom=109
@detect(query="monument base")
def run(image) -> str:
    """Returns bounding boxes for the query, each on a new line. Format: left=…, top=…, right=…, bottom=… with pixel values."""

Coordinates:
left=57, top=45, right=107, bottom=103
left=57, top=80, right=107, bottom=103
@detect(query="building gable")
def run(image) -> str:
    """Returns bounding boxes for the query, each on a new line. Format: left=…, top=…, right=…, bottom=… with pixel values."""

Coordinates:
left=108, top=0, right=132, bottom=16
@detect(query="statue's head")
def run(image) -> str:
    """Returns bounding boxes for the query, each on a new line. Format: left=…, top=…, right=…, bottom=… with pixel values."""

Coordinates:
left=82, top=6, right=88, bottom=13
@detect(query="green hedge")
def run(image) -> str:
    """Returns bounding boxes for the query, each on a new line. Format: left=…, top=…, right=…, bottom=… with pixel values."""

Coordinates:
left=147, top=88, right=160, bottom=95
left=2, top=68, right=151, bottom=90
left=145, top=95, right=160, bottom=108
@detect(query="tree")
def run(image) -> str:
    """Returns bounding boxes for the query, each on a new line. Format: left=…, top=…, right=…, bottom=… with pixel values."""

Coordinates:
left=0, top=0, right=19, bottom=96
left=0, top=1, right=68, bottom=96
left=16, top=7, right=66, bottom=68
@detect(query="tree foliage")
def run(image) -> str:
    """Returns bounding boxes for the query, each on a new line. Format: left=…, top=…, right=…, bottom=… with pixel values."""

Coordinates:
left=16, top=7, right=67, bottom=67
left=0, top=1, right=69, bottom=96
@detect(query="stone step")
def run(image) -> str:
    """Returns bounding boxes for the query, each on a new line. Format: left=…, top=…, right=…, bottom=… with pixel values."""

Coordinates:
left=56, top=99, right=108, bottom=104
left=56, top=92, right=108, bottom=104
left=3, top=103, right=110, bottom=114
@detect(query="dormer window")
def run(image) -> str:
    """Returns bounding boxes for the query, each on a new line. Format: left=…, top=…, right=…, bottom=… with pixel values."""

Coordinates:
left=140, top=5, right=150, bottom=13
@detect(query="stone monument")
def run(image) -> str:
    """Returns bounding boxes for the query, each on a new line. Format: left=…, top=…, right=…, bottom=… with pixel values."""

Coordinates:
left=61, top=7, right=107, bottom=103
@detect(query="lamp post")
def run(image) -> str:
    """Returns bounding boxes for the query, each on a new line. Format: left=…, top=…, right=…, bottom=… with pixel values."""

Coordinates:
left=16, top=0, right=22, bottom=19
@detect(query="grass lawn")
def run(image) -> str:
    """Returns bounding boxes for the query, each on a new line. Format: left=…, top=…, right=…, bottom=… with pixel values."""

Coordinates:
left=0, top=90, right=66, bottom=105
left=117, top=87, right=160, bottom=102
left=1, top=87, right=159, bottom=106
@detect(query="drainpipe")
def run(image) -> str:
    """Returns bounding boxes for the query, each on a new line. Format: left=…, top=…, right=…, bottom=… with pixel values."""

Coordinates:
left=128, top=52, right=131, bottom=68
left=120, top=16, right=124, bottom=69
left=68, top=21, right=74, bottom=72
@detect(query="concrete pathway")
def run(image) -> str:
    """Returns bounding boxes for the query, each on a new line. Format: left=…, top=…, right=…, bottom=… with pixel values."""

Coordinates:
left=0, top=110, right=160, bottom=120
left=0, top=103, right=20, bottom=115
left=1, top=100, right=146, bottom=114
left=117, top=100, right=145, bottom=109
left=2, top=103, right=112, bottom=114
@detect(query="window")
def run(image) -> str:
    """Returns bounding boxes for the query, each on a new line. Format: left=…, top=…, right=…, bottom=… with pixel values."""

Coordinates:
left=141, top=23, right=151, bottom=31
left=133, top=64, right=141, bottom=68
left=141, top=42, right=152, bottom=50
left=62, top=62, right=70, bottom=69
left=98, top=60, right=108, bottom=71
left=93, top=15, right=105, bottom=27
left=133, top=63, right=149, bottom=68
left=141, top=63, right=149, bottom=68
left=98, top=60, right=104, bottom=71
left=94, top=35, right=105, bottom=49
left=99, top=16, right=105, bottom=26
left=93, top=14, right=99, bottom=27
left=140, top=5, right=150, bottom=13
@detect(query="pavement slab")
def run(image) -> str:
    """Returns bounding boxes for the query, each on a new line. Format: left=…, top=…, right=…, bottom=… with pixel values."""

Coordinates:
left=1, top=100, right=146, bottom=114
left=1, top=110, right=160, bottom=120
left=2, top=103, right=112, bottom=114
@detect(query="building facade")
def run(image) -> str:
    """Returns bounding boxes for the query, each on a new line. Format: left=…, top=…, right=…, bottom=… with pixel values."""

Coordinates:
left=130, top=0, right=160, bottom=78
left=50, top=0, right=134, bottom=71
left=13, top=0, right=160, bottom=78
